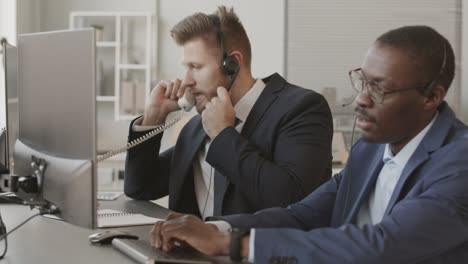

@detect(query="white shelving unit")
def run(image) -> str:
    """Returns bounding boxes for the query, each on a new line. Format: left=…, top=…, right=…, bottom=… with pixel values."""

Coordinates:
left=70, top=11, right=155, bottom=121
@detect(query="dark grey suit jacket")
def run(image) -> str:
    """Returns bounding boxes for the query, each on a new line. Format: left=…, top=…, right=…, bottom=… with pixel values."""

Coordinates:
left=124, top=73, right=333, bottom=217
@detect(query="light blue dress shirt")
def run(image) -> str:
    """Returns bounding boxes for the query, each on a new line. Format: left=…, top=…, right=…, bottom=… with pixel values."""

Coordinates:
left=357, top=112, right=439, bottom=227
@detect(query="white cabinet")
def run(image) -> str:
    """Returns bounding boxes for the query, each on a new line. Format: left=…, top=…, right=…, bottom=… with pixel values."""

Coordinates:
left=70, top=12, right=155, bottom=120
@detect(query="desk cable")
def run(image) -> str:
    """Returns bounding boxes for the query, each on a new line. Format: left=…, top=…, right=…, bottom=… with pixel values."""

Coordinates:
left=201, top=167, right=214, bottom=219
left=340, top=115, right=358, bottom=224
left=0, top=213, right=6, bottom=259
left=0, top=207, right=59, bottom=259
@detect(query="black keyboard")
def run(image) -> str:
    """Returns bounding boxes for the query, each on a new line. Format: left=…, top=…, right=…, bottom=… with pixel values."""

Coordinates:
left=112, top=238, right=213, bottom=264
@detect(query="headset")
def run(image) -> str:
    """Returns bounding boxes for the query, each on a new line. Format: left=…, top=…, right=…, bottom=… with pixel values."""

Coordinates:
left=218, top=30, right=239, bottom=76
left=421, top=37, right=447, bottom=96
left=215, top=19, right=240, bottom=91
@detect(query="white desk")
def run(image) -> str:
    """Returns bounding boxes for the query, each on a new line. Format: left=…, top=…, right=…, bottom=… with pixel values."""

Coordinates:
left=0, top=196, right=236, bottom=263
left=0, top=197, right=166, bottom=263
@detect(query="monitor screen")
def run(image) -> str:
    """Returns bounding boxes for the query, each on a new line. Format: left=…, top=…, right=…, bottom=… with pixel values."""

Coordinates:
left=0, top=40, right=8, bottom=173
left=14, top=29, right=97, bottom=228
left=0, top=39, right=18, bottom=175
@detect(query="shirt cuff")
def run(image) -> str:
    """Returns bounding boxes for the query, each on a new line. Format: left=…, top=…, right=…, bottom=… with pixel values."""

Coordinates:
left=248, top=229, right=255, bottom=263
left=206, top=220, right=232, bottom=232
left=132, top=116, right=161, bottom=132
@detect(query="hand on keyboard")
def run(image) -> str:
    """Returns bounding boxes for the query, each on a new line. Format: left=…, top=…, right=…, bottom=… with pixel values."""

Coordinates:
left=150, top=212, right=231, bottom=256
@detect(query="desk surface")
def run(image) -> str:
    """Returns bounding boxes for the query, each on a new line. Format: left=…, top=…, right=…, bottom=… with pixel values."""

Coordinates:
left=0, top=196, right=235, bottom=263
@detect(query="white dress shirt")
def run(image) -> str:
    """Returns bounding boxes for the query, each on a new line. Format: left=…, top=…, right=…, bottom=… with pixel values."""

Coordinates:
left=193, top=79, right=266, bottom=219
left=357, top=112, right=439, bottom=227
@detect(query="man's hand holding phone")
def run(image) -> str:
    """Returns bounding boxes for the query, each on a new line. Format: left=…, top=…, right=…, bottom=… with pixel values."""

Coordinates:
left=202, top=87, right=236, bottom=139
left=142, top=79, right=191, bottom=126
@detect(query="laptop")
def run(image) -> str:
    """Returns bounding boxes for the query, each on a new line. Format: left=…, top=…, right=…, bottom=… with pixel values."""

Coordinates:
left=112, top=238, right=214, bottom=264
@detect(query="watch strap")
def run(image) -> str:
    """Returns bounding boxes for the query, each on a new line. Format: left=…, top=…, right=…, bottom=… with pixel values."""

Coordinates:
left=229, top=227, right=249, bottom=262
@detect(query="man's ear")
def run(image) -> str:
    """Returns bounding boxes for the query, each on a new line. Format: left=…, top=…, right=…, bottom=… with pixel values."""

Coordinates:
left=229, top=51, right=243, bottom=69
left=423, top=84, right=446, bottom=110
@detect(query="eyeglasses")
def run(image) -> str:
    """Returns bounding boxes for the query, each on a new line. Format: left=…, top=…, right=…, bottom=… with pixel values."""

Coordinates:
left=348, top=68, right=420, bottom=104
left=348, top=41, right=447, bottom=104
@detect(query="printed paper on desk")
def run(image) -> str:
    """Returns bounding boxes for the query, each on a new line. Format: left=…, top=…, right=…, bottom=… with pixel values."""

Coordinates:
left=97, top=209, right=162, bottom=228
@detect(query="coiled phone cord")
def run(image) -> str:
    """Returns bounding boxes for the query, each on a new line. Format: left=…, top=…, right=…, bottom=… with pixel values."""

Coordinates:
left=96, top=113, right=183, bottom=163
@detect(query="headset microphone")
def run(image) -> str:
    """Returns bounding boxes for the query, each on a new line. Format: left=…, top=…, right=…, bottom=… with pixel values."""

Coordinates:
left=341, top=99, right=355, bottom=107
left=226, top=66, right=239, bottom=92
left=341, top=92, right=358, bottom=107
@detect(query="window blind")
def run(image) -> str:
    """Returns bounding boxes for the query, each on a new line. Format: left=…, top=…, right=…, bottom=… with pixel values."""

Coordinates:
left=286, top=1, right=462, bottom=115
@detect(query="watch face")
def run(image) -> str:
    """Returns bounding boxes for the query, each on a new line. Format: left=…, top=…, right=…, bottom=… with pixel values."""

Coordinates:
left=230, top=228, right=250, bottom=261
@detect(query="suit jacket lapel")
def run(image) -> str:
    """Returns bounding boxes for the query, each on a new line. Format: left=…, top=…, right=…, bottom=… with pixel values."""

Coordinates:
left=213, top=170, right=228, bottom=216
left=182, top=117, right=208, bottom=177
left=384, top=102, right=454, bottom=214
left=170, top=117, right=207, bottom=207
left=241, top=73, right=284, bottom=138
left=345, top=145, right=385, bottom=224
left=384, top=148, right=429, bottom=215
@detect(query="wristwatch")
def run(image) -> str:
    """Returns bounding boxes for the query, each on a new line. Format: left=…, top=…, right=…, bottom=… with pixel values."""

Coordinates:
left=229, top=228, right=250, bottom=262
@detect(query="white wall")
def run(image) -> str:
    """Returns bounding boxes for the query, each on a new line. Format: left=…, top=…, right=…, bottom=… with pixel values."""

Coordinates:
left=0, top=0, right=17, bottom=44
left=16, top=0, right=40, bottom=35
left=157, top=0, right=285, bottom=80
left=286, top=1, right=463, bottom=117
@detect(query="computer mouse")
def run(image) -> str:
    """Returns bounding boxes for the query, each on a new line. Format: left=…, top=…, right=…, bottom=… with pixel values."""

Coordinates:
left=88, top=230, right=139, bottom=245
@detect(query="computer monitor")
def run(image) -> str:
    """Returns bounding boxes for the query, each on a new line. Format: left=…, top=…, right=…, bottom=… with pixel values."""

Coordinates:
left=0, top=38, right=16, bottom=174
left=14, top=29, right=97, bottom=229
left=1, top=38, right=19, bottom=176
left=0, top=40, right=8, bottom=173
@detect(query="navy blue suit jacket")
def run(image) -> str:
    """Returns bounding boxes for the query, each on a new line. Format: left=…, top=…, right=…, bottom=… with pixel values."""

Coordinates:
left=223, top=102, right=468, bottom=263
left=124, top=73, right=333, bottom=217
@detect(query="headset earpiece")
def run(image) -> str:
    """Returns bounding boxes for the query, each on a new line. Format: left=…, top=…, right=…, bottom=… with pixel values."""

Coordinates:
left=216, top=23, right=239, bottom=77
left=422, top=82, right=436, bottom=97
left=222, top=55, right=239, bottom=76
left=215, top=18, right=239, bottom=91
left=422, top=37, right=447, bottom=97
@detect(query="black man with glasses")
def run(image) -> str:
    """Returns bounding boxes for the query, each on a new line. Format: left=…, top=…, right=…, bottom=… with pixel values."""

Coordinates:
left=149, top=26, right=468, bottom=264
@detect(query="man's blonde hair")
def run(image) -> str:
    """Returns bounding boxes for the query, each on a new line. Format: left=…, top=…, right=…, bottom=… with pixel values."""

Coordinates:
left=170, top=6, right=252, bottom=69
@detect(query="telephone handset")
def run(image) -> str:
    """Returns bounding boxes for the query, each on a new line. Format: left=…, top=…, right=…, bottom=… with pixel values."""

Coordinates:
left=176, top=88, right=196, bottom=112
left=96, top=90, right=195, bottom=162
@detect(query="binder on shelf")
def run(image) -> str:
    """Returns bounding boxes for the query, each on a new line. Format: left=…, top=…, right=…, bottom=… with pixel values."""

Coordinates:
left=97, top=209, right=162, bottom=228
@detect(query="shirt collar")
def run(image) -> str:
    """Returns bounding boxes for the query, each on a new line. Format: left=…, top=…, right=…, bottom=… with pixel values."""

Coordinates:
left=233, top=79, right=266, bottom=123
left=383, top=112, right=439, bottom=166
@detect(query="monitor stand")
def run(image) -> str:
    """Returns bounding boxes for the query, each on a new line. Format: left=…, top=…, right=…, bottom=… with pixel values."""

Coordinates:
left=0, top=155, right=50, bottom=210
